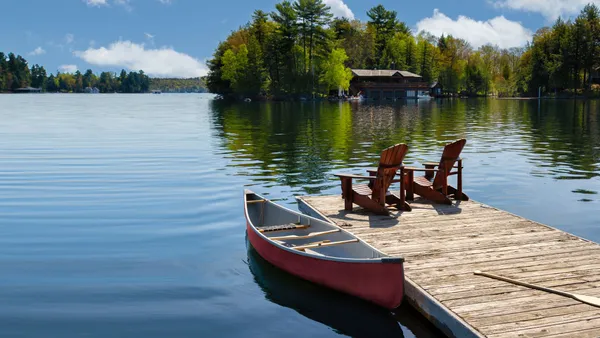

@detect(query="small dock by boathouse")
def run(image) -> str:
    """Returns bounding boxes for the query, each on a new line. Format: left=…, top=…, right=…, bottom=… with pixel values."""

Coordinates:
left=297, top=195, right=600, bottom=338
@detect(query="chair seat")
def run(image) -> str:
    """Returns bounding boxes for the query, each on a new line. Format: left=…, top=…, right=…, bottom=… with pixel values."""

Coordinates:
left=353, top=184, right=373, bottom=196
left=338, top=143, right=410, bottom=213
left=414, top=176, right=433, bottom=187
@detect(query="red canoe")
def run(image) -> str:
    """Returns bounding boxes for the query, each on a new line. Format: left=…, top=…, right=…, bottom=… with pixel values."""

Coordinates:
left=244, top=190, right=405, bottom=309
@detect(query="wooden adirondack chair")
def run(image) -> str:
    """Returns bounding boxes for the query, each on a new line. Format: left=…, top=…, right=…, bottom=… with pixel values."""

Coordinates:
left=335, top=144, right=410, bottom=215
left=405, top=139, right=468, bottom=205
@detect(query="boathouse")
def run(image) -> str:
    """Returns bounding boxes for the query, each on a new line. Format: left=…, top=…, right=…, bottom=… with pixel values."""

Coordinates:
left=430, top=82, right=443, bottom=97
left=84, top=87, right=100, bottom=94
left=349, top=69, right=429, bottom=100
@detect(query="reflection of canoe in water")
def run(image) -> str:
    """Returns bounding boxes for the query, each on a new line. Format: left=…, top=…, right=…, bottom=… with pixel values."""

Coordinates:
left=246, top=241, right=405, bottom=338
left=244, top=190, right=404, bottom=309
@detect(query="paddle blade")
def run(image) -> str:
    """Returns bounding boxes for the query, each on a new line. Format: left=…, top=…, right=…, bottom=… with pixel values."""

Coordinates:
left=573, top=294, right=600, bottom=308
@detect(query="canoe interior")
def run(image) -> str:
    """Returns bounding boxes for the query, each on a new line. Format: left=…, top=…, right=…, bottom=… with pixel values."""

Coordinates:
left=246, top=192, right=387, bottom=261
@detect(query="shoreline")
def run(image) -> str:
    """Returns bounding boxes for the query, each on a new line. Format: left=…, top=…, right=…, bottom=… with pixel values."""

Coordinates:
left=495, top=96, right=600, bottom=100
left=0, top=92, right=208, bottom=95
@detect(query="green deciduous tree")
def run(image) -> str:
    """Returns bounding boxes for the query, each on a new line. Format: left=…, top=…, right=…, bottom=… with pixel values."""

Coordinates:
left=204, top=1, right=600, bottom=99
left=320, top=48, right=352, bottom=92
left=222, top=45, right=250, bottom=94
left=465, top=53, right=488, bottom=95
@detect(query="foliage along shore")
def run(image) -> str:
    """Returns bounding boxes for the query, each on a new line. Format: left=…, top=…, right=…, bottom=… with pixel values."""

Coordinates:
left=206, top=1, right=600, bottom=101
left=149, top=78, right=207, bottom=93
left=0, top=52, right=207, bottom=94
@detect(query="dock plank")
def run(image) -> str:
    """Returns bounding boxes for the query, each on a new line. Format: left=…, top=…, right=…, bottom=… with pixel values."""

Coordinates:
left=297, top=195, right=600, bottom=338
left=479, top=308, right=600, bottom=335
left=488, top=316, right=600, bottom=338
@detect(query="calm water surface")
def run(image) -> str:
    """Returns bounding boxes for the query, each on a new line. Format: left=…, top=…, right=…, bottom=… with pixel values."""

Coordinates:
left=1, top=94, right=599, bottom=337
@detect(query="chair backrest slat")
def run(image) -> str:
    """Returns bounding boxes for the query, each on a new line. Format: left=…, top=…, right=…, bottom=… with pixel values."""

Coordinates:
left=372, top=144, right=409, bottom=201
left=432, top=139, right=466, bottom=189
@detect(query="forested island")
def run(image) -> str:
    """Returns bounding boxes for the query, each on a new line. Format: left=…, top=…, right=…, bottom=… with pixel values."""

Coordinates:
left=149, top=78, right=207, bottom=93
left=206, top=1, right=600, bottom=100
left=0, top=52, right=207, bottom=94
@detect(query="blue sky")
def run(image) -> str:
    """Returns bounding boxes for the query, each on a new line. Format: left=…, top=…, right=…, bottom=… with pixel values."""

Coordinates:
left=2, top=0, right=597, bottom=77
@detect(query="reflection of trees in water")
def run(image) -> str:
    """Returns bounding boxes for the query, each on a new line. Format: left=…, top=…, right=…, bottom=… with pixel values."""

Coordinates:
left=524, top=100, right=600, bottom=179
left=209, top=101, right=355, bottom=193
left=209, top=99, right=600, bottom=193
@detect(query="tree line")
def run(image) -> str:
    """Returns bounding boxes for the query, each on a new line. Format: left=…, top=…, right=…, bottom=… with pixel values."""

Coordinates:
left=521, top=6, right=600, bottom=95
left=149, top=78, right=207, bottom=93
left=206, top=1, right=600, bottom=99
left=0, top=52, right=150, bottom=93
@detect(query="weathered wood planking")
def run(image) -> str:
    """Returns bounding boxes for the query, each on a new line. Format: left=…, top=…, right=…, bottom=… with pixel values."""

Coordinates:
left=297, top=195, right=600, bottom=338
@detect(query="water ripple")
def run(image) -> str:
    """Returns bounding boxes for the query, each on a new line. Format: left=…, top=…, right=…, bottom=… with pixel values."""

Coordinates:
left=1, top=95, right=599, bottom=337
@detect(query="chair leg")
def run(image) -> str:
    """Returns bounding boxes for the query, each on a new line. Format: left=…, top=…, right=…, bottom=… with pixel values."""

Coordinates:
left=457, top=159, right=463, bottom=195
left=368, top=169, right=376, bottom=190
left=340, top=177, right=353, bottom=210
left=376, top=179, right=386, bottom=206
left=424, top=164, right=435, bottom=179
left=405, top=171, right=415, bottom=201
left=399, top=167, right=409, bottom=211
left=442, top=173, right=448, bottom=196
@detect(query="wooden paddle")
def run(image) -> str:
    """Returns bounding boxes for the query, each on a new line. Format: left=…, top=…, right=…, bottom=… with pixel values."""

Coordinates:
left=474, top=270, right=600, bottom=308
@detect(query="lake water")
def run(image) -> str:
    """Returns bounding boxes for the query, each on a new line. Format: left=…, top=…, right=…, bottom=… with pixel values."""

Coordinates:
left=1, top=94, right=599, bottom=337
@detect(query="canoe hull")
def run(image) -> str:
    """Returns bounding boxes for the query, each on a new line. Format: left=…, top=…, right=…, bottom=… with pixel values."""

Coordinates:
left=246, top=221, right=404, bottom=309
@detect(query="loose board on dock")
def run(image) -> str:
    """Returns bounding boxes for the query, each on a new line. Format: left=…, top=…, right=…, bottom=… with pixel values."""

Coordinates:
left=297, top=195, right=600, bottom=338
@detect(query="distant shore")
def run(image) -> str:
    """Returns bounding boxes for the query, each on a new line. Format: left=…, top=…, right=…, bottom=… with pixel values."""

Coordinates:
left=495, top=96, right=600, bottom=100
left=0, top=91, right=207, bottom=94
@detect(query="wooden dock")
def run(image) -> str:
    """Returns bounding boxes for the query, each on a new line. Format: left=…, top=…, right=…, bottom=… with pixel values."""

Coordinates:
left=297, top=195, right=600, bottom=338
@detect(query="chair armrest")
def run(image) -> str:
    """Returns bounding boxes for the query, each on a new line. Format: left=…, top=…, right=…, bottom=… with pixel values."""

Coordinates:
left=366, top=166, right=406, bottom=174
left=405, top=167, right=441, bottom=172
left=334, top=173, right=374, bottom=180
left=422, top=158, right=463, bottom=167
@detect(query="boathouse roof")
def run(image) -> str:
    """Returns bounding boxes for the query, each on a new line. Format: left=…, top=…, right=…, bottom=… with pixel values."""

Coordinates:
left=351, top=69, right=422, bottom=78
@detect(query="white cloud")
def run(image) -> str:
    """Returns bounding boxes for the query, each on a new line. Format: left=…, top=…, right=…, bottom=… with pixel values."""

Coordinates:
left=492, top=0, right=600, bottom=20
left=114, top=0, right=132, bottom=11
left=416, top=9, right=532, bottom=49
left=59, top=65, right=78, bottom=73
left=324, top=0, right=354, bottom=19
left=144, top=33, right=155, bottom=46
left=84, top=0, right=131, bottom=10
left=158, top=0, right=172, bottom=4
left=84, top=0, right=107, bottom=6
left=74, top=40, right=208, bottom=78
left=28, top=47, right=46, bottom=56
left=65, top=33, right=74, bottom=44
